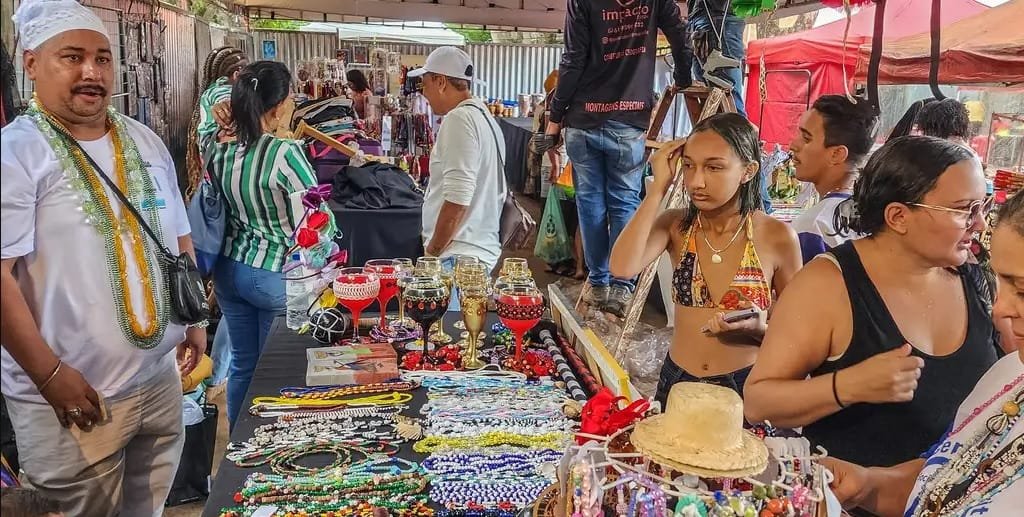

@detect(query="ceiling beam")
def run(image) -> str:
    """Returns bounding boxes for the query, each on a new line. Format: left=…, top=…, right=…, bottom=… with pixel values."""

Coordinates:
left=240, top=0, right=566, bottom=30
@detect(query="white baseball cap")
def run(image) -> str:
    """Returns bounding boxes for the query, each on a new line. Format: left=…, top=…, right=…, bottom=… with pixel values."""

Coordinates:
left=407, top=46, right=486, bottom=86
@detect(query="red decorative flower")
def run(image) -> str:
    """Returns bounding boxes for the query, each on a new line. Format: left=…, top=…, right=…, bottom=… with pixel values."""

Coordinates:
left=296, top=228, right=320, bottom=248
left=307, top=211, right=330, bottom=231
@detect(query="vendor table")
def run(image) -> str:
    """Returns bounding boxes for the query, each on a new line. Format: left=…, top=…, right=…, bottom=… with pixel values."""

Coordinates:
left=331, top=201, right=424, bottom=267
left=203, top=314, right=497, bottom=517
left=498, top=117, right=534, bottom=193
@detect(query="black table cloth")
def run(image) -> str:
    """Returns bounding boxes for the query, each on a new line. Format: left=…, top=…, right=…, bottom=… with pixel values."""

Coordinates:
left=331, top=201, right=424, bottom=267
left=498, top=117, right=534, bottom=193
left=203, top=314, right=499, bottom=516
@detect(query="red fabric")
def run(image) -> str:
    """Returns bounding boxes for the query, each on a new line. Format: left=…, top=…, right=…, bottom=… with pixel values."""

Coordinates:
left=853, top=1, right=1024, bottom=85
left=745, top=0, right=988, bottom=145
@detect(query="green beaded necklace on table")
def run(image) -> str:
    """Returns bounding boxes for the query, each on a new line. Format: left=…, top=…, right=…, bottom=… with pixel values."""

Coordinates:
left=25, top=97, right=170, bottom=349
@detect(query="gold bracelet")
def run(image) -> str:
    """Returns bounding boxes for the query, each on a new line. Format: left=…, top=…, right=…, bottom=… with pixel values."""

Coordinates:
left=37, top=360, right=63, bottom=393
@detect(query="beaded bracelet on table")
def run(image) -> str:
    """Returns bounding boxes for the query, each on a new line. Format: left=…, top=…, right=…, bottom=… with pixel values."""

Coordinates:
left=413, top=431, right=570, bottom=453
left=422, top=449, right=563, bottom=479
left=279, top=380, right=419, bottom=400
left=230, top=439, right=400, bottom=473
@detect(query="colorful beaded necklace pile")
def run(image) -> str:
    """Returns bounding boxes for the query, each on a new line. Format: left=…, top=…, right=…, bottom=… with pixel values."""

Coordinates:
left=26, top=96, right=168, bottom=349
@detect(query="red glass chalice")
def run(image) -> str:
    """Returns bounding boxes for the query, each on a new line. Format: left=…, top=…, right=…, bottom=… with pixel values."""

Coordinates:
left=364, top=259, right=405, bottom=332
left=332, top=267, right=380, bottom=343
left=496, top=285, right=545, bottom=362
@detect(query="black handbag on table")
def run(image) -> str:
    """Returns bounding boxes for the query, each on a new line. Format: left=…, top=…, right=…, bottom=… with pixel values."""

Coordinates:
left=50, top=124, right=210, bottom=325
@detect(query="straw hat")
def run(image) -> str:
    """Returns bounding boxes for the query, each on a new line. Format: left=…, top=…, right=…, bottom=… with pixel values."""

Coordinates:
left=631, top=382, right=768, bottom=477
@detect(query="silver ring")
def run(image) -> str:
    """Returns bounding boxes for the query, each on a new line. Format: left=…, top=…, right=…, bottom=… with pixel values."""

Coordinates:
left=68, top=407, right=83, bottom=418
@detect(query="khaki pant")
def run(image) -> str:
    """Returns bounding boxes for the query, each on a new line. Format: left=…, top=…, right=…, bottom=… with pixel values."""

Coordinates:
left=5, top=359, right=184, bottom=517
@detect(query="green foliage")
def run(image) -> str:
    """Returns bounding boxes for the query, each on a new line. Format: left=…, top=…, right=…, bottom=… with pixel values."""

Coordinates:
left=251, top=19, right=307, bottom=31
left=447, top=25, right=492, bottom=43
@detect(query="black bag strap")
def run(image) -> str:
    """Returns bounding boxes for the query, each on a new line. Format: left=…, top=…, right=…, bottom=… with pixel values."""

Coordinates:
left=48, top=120, right=176, bottom=261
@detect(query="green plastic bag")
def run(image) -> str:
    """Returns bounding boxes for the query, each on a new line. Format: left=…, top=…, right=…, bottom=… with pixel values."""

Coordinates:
left=534, top=191, right=573, bottom=265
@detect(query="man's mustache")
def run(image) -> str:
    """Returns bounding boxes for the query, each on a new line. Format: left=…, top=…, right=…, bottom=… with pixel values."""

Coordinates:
left=71, top=85, right=107, bottom=96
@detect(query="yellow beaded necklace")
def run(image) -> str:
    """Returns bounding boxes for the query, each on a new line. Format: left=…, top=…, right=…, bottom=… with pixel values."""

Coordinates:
left=35, top=100, right=160, bottom=341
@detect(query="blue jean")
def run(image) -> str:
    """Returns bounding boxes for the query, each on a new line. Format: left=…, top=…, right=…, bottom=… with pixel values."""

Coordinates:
left=655, top=355, right=751, bottom=410
left=691, top=15, right=747, bottom=117
left=208, top=321, right=231, bottom=386
left=564, top=120, right=646, bottom=289
left=213, top=257, right=286, bottom=428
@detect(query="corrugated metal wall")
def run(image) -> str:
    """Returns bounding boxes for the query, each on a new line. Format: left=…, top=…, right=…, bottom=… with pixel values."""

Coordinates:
left=252, top=30, right=338, bottom=80
left=159, top=7, right=198, bottom=173
left=467, top=43, right=562, bottom=100
left=280, top=35, right=564, bottom=102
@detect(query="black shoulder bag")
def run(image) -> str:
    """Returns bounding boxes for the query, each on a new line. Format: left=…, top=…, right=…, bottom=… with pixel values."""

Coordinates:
left=53, top=128, right=210, bottom=325
left=462, top=104, right=537, bottom=250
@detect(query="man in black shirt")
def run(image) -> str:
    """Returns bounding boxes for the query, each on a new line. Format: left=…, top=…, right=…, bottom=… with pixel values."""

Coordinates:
left=540, top=0, right=692, bottom=317
left=689, top=0, right=747, bottom=116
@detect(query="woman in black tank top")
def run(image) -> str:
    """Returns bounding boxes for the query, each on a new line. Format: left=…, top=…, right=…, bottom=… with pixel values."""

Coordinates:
left=744, top=137, right=999, bottom=468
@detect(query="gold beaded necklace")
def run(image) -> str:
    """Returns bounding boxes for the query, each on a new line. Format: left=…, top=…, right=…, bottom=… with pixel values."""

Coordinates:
left=34, top=99, right=160, bottom=342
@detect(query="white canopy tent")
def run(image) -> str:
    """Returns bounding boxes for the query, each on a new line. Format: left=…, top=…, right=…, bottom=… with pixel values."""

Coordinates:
left=234, top=0, right=825, bottom=32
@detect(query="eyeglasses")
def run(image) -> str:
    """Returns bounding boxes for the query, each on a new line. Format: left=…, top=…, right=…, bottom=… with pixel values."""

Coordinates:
left=909, top=196, right=994, bottom=229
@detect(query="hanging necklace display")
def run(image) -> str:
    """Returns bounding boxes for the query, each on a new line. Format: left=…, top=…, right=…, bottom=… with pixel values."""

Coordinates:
left=25, top=96, right=169, bottom=349
left=914, top=388, right=1023, bottom=517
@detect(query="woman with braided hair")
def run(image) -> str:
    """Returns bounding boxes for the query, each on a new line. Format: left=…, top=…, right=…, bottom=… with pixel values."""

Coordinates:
left=185, top=46, right=248, bottom=198
left=186, top=47, right=247, bottom=399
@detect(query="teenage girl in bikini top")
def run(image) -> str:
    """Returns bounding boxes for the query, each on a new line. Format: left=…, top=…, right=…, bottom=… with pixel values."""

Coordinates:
left=610, top=113, right=802, bottom=408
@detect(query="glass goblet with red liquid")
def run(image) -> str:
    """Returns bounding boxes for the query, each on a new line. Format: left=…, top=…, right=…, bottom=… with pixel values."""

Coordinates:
left=332, top=267, right=380, bottom=343
left=404, top=277, right=450, bottom=352
left=496, top=285, right=545, bottom=362
left=365, top=259, right=404, bottom=332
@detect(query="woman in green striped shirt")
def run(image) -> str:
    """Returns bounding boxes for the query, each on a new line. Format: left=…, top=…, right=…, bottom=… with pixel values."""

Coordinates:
left=203, top=61, right=317, bottom=425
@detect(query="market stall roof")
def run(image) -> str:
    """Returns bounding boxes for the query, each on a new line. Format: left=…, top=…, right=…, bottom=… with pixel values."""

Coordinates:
left=853, top=0, right=1024, bottom=85
left=234, top=0, right=824, bottom=32
left=746, top=0, right=988, bottom=67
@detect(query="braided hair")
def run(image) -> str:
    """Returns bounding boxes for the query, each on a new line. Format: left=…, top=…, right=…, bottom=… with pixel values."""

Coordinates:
left=186, top=47, right=248, bottom=199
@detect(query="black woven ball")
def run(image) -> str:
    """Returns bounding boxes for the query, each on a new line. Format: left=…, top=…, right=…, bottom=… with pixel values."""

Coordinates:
left=309, top=307, right=349, bottom=344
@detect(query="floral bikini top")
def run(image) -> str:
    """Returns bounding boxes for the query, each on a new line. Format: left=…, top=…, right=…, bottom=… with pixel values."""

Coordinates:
left=672, top=216, right=773, bottom=311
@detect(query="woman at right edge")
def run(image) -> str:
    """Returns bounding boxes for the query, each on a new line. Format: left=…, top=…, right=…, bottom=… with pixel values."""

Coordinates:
left=823, top=190, right=1023, bottom=517
left=744, top=136, right=999, bottom=468
left=610, top=113, right=801, bottom=407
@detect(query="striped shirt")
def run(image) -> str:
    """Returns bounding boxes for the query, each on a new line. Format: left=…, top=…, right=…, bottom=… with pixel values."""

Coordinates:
left=197, top=77, right=232, bottom=145
left=203, top=133, right=317, bottom=272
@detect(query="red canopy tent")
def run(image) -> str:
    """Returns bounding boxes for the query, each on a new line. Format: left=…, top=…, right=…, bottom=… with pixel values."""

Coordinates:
left=853, top=0, right=1024, bottom=85
left=744, top=0, right=987, bottom=146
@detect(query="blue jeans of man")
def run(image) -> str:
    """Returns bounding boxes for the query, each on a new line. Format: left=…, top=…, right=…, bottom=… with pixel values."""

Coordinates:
left=564, top=120, right=646, bottom=289
left=213, top=257, right=286, bottom=428
left=691, top=15, right=747, bottom=117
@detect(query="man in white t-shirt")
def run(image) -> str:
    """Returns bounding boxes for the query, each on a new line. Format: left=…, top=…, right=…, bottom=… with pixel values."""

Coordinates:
left=0, top=2, right=204, bottom=514
left=412, top=47, right=505, bottom=288
left=788, top=95, right=878, bottom=263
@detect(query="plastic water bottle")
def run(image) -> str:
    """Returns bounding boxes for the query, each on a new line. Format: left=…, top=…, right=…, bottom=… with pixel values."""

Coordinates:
left=286, top=253, right=310, bottom=330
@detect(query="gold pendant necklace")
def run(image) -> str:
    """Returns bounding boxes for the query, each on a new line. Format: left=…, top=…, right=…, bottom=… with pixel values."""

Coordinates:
left=697, top=214, right=747, bottom=264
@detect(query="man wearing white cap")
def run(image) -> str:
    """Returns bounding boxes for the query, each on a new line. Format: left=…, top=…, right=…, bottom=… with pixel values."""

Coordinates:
left=410, top=47, right=505, bottom=283
left=0, top=1, right=203, bottom=514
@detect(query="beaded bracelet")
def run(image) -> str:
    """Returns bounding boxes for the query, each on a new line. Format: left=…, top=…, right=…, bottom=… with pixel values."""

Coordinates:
left=412, top=431, right=570, bottom=453
left=279, top=380, right=418, bottom=399
left=250, top=391, right=413, bottom=410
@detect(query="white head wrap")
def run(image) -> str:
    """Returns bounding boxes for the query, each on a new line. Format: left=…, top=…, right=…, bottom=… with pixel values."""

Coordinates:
left=13, top=0, right=109, bottom=51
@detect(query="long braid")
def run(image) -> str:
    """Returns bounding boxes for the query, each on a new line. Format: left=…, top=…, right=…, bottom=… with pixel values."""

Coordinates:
left=186, top=47, right=247, bottom=199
